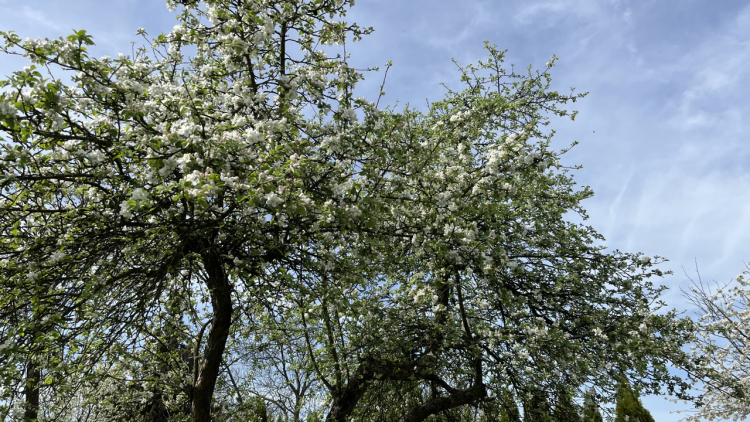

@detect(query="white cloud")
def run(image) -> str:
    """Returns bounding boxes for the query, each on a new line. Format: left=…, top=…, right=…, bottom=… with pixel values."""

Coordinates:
left=514, top=1, right=573, bottom=25
left=670, top=4, right=750, bottom=131
left=20, top=5, right=63, bottom=31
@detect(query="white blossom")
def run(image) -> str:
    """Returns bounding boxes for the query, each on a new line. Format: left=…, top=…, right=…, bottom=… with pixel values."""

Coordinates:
left=50, top=250, right=66, bottom=263
left=131, top=188, right=149, bottom=201
left=265, top=192, right=284, bottom=208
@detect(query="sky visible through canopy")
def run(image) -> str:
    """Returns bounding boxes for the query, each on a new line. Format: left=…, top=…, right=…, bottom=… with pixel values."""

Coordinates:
left=1, top=0, right=748, bottom=419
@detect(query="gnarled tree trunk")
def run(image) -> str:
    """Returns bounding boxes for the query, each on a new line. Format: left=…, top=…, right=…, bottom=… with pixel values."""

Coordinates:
left=191, top=247, right=233, bottom=422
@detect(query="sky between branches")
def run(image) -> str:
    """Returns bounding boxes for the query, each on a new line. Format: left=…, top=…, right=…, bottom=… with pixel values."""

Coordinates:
left=1, top=0, right=748, bottom=419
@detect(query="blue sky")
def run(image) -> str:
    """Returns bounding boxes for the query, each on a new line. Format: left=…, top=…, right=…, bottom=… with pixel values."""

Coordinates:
left=2, top=0, right=749, bottom=419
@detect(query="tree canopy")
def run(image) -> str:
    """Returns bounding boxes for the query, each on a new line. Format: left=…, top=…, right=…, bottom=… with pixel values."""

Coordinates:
left=0, top=0, right=695, bottom=421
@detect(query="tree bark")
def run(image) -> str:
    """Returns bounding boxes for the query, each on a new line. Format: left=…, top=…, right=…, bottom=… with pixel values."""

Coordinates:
left=24, top=358, right=40, bottom=422
left=191, top=248, right=233, bottom=422
left=399, top=383, right=487, bottom=422
left=324, top=363, right=373, bottom=422
left=323, top=354, right=486, bottom=422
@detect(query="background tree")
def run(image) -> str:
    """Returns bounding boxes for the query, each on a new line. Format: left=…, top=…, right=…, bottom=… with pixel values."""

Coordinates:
left=233, top=294, right=322, bottom=422
left=614, top=380, right=655, bottom=422
left=498, top=392, right=522, bottom=422
left=553, top=388, right=582, bottom=422
left=524, top=389, right=552, bottom=422
left=681, top=262, right=750, bottom=421
left=582, top=389, right=603, bottom=422
left=247, top=396, right=270, bottom=422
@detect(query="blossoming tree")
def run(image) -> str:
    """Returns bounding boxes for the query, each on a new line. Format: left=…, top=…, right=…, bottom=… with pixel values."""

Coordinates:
left=682, top=263, right=750, bottom=421
left=251, top=50, right=696, bottom=421
left=0, top=0, right=392, bottom=419
left=0, top=0, right=695, bottom=421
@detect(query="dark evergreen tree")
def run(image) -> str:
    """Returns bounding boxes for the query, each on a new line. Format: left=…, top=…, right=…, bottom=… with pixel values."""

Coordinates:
left=553, top=389, right=581, bottom=422
left=524, top=390, right=552, bottom=422
left=614, top=380, right=655, bottom=422
left=582, top=389, right=603, bottom=422
left=498, top=392, right=522, bottom=422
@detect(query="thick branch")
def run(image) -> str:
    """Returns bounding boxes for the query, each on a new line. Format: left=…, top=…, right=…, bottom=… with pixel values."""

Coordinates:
left=191, top=247, right=233, bottom=422
left=23, top=358, right=40, bottom=422
left=399, top=383, right=487, bottom=422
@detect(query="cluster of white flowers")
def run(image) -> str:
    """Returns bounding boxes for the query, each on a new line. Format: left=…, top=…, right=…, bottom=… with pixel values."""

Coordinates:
left=449, top=110, right=471, bottom=123
left=338, top=108, right=357, bottom=122
left=264, top=192, right=284, bottom=208
left=411, top=285, right=434, bottom=306
left=49, top=250, right=66, bottom=264
left=131, top=188, right=149, bottom=201
left=0, top=99, right=16, bottom=116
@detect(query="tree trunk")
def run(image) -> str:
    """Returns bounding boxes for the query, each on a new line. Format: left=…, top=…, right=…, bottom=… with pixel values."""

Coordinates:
left=191, top=248, right=233, bottom=422
left=399, top=383, right=487, bottom=422
left=24, top=358, right=40, bottom=422
left=324, top=364, right=373, bottom=422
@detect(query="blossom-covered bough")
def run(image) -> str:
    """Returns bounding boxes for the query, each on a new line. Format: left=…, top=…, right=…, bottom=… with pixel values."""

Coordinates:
left=681, top=263, right=750, bottom=422
left=0, top=0, right=695, bottom=421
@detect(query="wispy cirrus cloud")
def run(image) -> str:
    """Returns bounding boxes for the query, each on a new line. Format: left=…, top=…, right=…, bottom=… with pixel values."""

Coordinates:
left=19, top=5, right=64, bottom=31
left=668, top=5, right=750, bottom=133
